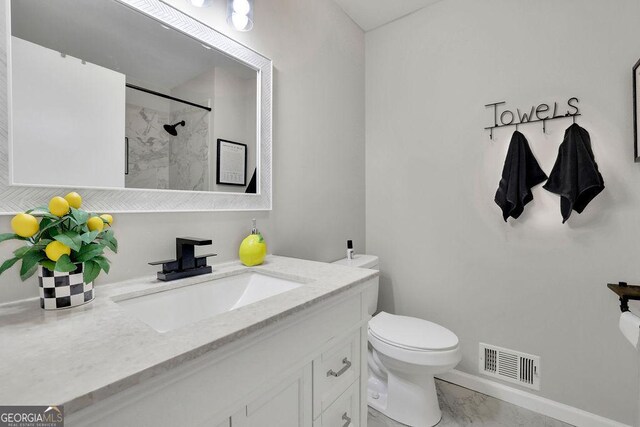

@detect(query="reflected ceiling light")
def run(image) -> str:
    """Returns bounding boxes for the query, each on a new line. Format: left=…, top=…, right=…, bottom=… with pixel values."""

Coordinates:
left=187, top=0, right=213, bottom=7
left=227, top=0, right=254, bottom=31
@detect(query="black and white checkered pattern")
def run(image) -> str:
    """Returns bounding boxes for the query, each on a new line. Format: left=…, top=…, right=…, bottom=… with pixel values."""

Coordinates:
left=38, top=264, right=94, bottom=310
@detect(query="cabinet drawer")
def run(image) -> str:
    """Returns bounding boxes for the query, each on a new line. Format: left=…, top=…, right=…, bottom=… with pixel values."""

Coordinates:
left=313, top=380, right=359, bottom=427
left=313, top=330, right=360, bottom=418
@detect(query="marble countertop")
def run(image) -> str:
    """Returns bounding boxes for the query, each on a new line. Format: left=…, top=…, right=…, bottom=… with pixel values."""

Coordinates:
left=0, top=255, right=378, bottom=414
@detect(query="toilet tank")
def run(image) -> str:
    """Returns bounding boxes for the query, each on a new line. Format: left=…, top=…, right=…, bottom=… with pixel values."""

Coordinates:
left=332, top=255, right=379, bottom=315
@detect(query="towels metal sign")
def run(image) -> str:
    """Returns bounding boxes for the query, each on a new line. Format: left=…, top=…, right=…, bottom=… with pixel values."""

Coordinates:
left=484, top=97, right=580, bottom=139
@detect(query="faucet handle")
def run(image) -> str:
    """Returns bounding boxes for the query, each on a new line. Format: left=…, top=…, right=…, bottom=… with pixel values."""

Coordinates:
left=176, top=237, right=212, bottom=246
left=148, top=258, right=176, bottom=266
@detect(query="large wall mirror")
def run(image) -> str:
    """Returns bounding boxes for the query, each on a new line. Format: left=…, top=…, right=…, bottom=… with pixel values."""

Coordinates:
left=0, top=0, right=272, bottom=212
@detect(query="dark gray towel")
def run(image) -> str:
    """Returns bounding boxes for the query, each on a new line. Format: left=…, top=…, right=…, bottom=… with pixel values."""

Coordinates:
left=495, top=131, right=548, bottom=221
left=543, top=123, right=604, bottom=223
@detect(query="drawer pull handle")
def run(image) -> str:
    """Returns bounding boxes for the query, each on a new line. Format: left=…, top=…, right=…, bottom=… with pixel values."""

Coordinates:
left=342, top=412, right=352, bottom=426
left=327, top=357, right=351, bottom=377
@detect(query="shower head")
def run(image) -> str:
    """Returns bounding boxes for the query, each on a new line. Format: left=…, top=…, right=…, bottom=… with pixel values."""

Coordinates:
left=163, top=120, right=185, bottom=136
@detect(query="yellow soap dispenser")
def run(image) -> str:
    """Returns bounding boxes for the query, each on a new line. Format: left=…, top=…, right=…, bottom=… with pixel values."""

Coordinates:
left=239, top=219, right=267, bottom=266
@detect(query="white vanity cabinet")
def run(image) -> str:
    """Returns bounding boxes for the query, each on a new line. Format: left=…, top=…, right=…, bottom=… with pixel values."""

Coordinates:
left=232, top=366, right=313, bottom=427
left=65, top=278, right=376, bottom=427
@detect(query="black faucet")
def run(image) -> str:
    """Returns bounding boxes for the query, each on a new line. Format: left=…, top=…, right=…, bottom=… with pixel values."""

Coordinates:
left=149, top=237, right=217, bottom=281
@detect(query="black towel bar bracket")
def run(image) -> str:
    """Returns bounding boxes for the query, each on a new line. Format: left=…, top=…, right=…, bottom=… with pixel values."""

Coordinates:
left=484, top=97, right=581, bottom=140
left=607, top=282, right=640, bottom=312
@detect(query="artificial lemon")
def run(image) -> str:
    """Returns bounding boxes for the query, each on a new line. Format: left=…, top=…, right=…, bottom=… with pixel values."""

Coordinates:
left=87, top=216, right=104, bottom=232
left=45, top=241, right=71, bottom=262
left=10, top=213, right=39, bottom=238
left=64, top=192, right=82, bottom=209
left=49, top=196, right=70, bottom=217
left=238, top=233, right=267, bottom=267
left=100, top=214, right=113, bottom=226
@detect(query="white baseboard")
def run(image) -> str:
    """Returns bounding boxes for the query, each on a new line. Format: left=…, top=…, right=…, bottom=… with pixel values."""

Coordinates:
left=436, top=370, right=631, bottom=427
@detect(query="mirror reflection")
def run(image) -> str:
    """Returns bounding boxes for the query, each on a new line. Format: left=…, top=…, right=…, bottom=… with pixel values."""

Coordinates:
left=10, top=0, right=258, bottom=193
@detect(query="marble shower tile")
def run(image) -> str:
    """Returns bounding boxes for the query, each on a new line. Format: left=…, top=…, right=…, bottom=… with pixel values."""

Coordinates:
left=125, top=104, right=170, bottom=190
left=169, top=105, right=210, bottom=191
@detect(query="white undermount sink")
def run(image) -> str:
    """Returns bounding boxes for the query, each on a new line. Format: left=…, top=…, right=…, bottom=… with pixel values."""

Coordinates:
left=116, top=272, right=303, bottom=333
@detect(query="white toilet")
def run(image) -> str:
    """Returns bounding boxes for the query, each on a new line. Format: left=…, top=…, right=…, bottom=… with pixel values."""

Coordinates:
left=333, top=254, right=461, bottom=427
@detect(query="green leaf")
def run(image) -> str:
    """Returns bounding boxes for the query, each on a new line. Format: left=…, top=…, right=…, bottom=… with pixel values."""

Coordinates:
left=99, top=230, right=118, bottom=253
left=37, top=217, right=52, bottom=232
left=31, top=212, right=59, bottom=220
left=0, top=257, right=19, bottom=275
left=0, top=233, right=23, bottom=243
left=25, top=205, right=48, bottom=214
left=40, top=260, right=56, bottom=272
left=70, top=207, right=89, bottom=226
left=93, top=255, right=111, bottom=274
left=53, top=231, right=82, bottom=252
left=13, top=246, right=31, bottom=258
left=83, top=260, right=101, bottom=284
left=37, top=218, right=65, bottom=238
left=20, top=262, right=39, bottom=281
left=54, top=254, right=77, bottom=273
left=80, top=231, right=100, bottom=244
left=102, top=237, right=118, bottom=253
left=31, top=239, right=52, bottom=249
left=14, top=241, right=51, bottom=260
left=19, top=251, right=44, bottom=281
left=75, top=244, right=105, bottom=263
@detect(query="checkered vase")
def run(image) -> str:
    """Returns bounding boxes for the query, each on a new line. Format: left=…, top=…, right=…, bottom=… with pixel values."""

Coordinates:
left=38, top=264, right=94, bottom=310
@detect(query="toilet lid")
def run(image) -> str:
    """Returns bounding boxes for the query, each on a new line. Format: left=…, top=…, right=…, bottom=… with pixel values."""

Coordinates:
left=369, top=312, right=459, bottom=351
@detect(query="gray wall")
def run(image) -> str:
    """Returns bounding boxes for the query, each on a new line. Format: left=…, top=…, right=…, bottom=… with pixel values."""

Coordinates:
left=0, top=0, right=365, bottom=303
left=366, top=0, right=640, bottom=424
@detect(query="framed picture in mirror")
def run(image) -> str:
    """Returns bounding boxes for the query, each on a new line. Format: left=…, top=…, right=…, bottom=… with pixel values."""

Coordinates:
left=217, top=139, right=247, bottom=186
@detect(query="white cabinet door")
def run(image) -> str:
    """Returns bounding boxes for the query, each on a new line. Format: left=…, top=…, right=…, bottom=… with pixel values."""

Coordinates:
left=233, top=365, right=312, bottom=427
left=313, top=380, right=360, bottom=427
left=313, top=330, right=361, bottom=418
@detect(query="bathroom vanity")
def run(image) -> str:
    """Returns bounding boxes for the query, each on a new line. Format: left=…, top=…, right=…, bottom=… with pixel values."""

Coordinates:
left=0, top=256, right=378, bottom=426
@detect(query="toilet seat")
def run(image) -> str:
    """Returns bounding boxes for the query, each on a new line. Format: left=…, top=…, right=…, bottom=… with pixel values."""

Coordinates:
left=368, top=312, right=461, bottom=366
left=369, top=312, right=458, bottom=351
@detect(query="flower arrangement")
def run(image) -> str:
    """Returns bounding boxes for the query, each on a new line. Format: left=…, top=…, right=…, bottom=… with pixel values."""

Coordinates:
left=0, top=192, right=117, bottom=284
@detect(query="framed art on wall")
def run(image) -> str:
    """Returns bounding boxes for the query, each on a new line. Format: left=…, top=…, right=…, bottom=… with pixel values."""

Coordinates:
left=633, top=58, right=640, bottom=162
left=217, top=139, right=247, bottom=186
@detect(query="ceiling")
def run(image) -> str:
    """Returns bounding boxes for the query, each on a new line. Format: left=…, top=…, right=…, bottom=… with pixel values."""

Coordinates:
left=333, top=0, right=442, bottom=32
left=11, top=0, right=256, bottom=91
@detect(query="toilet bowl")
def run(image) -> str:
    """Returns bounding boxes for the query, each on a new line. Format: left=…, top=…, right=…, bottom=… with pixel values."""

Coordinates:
left=332, top=254, right=461, bottom=427
left=368, top=312, right=461, bottom=426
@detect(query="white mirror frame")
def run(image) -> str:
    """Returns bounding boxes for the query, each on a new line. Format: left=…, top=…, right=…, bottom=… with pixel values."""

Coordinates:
left=0, top=0, right=272, bottom=214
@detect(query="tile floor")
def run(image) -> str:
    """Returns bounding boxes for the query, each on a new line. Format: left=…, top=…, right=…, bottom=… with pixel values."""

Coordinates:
left=367, top=379, right=573, bottom=426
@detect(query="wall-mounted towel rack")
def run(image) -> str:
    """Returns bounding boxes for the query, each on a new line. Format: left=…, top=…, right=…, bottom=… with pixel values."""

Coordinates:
left=607, top=282, right=640, bottom=312
left=485, top=97, right=580, bottom=140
